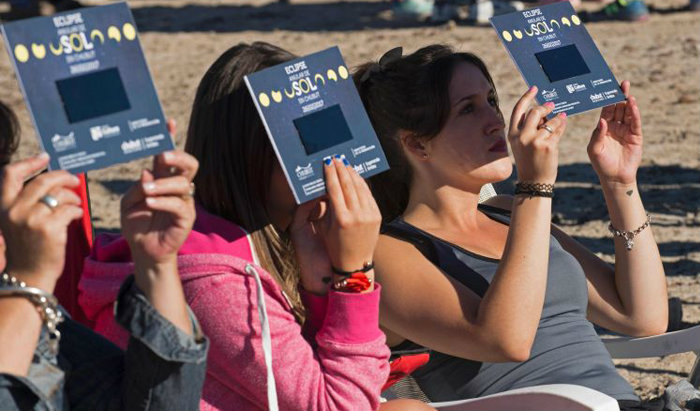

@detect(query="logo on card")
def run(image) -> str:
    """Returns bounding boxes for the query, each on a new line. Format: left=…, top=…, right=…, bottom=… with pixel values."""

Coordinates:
left=589, top=90, right=618, bottom=103
left=121, top=139, right=144, bottom=154
left=589, top=93, right=605, bottom=103
left=256, top=65, right=349, bottom=106
left=566, top=83, right=587, bottom=93
left=295, top=163, right=314, bottom=180
left=541, top=88, right=559, bottom=101
left=51, top=131, right=76, bottom=152
left=89, top=124, right=121, bottom=141
left=12, top=18, right=138, bottom=63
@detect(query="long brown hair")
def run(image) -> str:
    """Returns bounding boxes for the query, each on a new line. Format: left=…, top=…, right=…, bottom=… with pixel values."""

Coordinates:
left=0, top=101, right=20, bottom=166
left=354, top=44, right=501, bottom=222
left=185, top=42, right=305, bottom=321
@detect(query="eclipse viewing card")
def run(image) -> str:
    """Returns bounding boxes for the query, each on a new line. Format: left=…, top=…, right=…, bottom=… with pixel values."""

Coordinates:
left=1, top=2, right=173, bottom=173
left=245, top=46, right=389, bottom=204
left=490, top=2, right=625, bottom=117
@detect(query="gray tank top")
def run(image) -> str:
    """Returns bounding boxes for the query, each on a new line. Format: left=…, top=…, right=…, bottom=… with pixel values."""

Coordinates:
left=383, top=205, right=638, bottom=402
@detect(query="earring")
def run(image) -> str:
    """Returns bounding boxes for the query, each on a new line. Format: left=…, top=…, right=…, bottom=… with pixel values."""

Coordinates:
left=421, top=153, right=429, bottom=160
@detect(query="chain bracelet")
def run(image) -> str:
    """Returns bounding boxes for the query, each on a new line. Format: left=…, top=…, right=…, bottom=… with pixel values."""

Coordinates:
left=608, top=213, right=651, bottom=251
left=0, top=272, right=63, bottom=355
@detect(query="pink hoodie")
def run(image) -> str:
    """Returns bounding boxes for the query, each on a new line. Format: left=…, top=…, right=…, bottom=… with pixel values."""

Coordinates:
left=79, top=205, right=390, bottom=411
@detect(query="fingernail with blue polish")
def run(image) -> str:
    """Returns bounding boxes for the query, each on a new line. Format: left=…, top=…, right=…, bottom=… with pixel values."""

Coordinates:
left=334, top=154, right=342, bottom=159
left=342, top=157, right=350, bottom=166
left=324, top=158, right=332, bottom=166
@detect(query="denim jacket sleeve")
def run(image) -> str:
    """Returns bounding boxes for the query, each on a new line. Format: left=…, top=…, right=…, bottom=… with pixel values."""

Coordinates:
left=0, top=373, right=57, bottom=411
left=115, top=274, right=209, bottom=411
left=0, top=275, right=208, bottom=411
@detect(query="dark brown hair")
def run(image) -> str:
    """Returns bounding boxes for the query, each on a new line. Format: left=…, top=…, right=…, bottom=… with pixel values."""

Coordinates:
left=354, top=44, right=500, bottom=222
left=185, top=42, right=306, bottom=321
left=0, top=101, right=20, bottom=167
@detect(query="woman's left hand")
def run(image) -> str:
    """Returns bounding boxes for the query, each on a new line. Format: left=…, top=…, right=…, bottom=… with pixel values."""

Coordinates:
left=121, top=150, right=199, bottom=267
left=587, top=80, right=643, bottom=185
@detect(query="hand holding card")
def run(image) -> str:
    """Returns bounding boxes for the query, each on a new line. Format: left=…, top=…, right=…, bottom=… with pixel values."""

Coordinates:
left=244, top=47, right=389, bottom=204
left=2, top=3, right=173, bottom=173
left=588, top=80, right=643, bottom=186
left=490, top=2, right=625, bottom=117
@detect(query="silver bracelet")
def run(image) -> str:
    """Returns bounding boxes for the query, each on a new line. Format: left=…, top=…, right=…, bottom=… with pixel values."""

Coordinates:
left=0, top=272, right=63, bottom=355
left=608, top=213, right=651, bottom=251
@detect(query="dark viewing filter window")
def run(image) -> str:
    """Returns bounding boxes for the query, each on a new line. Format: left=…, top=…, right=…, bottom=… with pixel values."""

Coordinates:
left=293, top=104, right=353, bottom=155
left=56, top=67, right=131, bottom=123
left=535, top=44, right=591, bottom=82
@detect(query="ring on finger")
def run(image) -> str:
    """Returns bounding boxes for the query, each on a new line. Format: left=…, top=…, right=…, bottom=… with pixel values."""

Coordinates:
left=540, top=124, right=554, bottom=134
left=39, top=194, right=59, bottom=211
left=188, top=182, right=195, bottom=197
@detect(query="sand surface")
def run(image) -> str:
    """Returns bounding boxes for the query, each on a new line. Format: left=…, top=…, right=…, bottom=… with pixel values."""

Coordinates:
left=1, top=0, right=698, bottom=401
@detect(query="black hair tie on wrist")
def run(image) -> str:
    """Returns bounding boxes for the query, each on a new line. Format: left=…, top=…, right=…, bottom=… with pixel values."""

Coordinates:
left=330, top=262, right=375, bottom=277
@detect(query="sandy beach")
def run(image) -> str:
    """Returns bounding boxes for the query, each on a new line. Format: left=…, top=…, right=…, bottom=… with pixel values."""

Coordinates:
left=1, top=0, right=698, bottom=401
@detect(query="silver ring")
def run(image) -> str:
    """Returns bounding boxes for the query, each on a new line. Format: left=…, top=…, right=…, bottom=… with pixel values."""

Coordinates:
left=188, top=182, right=195, bottom=197
left=39, top=194, right=59, bottom=211
left=540, top=124, right=554, bottom=134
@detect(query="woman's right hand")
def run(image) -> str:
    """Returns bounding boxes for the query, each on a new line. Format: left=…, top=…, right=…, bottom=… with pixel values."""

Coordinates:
left=0, top=153, right=83, bottom=292
left=507, top=86, right=567, bottom=184
left=120, top=150, right=198, bottom=269
left=290, top=156, right=381, bottom=293
left=318, top=156, right=381, bottom=274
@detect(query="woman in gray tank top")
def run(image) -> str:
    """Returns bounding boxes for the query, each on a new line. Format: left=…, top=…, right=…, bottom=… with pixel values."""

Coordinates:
left=354, top=45, right=668, bottom=409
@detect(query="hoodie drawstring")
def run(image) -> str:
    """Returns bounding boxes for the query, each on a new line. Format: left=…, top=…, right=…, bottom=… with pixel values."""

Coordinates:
left=245, top=264, right=279, bottom=411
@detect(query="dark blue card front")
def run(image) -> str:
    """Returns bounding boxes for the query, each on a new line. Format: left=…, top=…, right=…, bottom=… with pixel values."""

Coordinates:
left=2, top=2, right=173, bottom=173
left=245, top=47, right=389, bottom=204
left=490, top=2, right=625, bottom=116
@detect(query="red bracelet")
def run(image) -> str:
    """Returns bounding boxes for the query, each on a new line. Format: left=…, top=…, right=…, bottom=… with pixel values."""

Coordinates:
left=332, top=272, right=373, bottom=293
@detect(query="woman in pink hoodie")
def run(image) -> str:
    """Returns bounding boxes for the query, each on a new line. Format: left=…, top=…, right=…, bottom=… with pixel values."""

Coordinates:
left=80, top=42, right=430, bottom=411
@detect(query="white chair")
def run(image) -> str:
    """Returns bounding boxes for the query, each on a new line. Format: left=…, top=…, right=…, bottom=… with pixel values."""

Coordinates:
left=603, top=325, right=700, bottom=388
left=417, top=326, right=700, bottom=411
left=428, top=384, right=620, bottom=411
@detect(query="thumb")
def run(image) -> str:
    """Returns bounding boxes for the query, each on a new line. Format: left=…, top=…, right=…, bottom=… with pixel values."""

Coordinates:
left=141, top=169, right=155, bottom=184
left=167, top=118, right=177, bottom=138
left=0, top=153, right=50, bottom=209
left=588, top=118, right=608, bottom=157
left=290, top=198, right=322, bottom=231
left=308, top=199, right=327, bottom=222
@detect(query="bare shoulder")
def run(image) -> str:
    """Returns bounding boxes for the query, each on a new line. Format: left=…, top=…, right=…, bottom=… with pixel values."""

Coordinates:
left=375, top=233, right=425, bottom=263
left=374, top=233, right=433, bottom=281
left=376, top=232, right=416, bottom=253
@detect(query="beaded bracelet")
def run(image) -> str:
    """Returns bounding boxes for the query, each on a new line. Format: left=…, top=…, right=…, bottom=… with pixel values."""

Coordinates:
left=0, top=272, right=63, bottom=355
left=329, top=262, right=374, bottom=293
left=331, top=273, right=373, bottom=293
